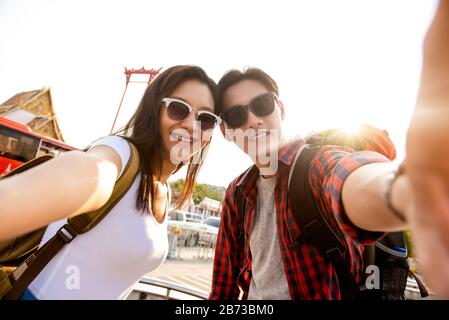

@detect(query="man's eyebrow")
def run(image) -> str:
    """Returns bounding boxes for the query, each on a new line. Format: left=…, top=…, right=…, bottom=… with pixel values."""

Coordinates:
left=225, top=92, right=272, bottom=110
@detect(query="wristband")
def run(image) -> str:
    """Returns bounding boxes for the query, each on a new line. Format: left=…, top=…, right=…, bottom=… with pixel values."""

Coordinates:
left=384, top=163, right=407, bottom=223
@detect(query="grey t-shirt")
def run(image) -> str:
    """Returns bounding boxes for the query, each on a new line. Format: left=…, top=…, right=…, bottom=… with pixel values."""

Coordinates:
left=247, top=175, right=291, bottom=300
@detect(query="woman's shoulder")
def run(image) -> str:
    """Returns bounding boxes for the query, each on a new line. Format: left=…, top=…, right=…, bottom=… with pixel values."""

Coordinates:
left=87, top=135, right=132, bottom=179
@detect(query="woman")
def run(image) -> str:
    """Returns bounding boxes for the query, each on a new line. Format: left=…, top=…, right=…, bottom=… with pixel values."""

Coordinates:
left=2, top=65, right=220, bottom=299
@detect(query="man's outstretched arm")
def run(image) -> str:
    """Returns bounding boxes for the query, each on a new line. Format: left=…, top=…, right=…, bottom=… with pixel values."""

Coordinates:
left=343, top=0, right=449, bottom=297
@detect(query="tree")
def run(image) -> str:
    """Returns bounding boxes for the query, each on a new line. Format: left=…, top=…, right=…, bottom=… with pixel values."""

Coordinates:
left=169, top=179, right=185, bottom=205
left=169, top=179, right=224, bottom=205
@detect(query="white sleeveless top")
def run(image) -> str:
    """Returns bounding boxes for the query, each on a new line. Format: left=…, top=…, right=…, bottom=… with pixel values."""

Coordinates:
left=29, top=136, right=169, bottom=300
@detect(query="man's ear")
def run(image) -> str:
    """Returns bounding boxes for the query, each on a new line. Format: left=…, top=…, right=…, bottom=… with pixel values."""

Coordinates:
left=220, top=123, right=233, bottom=141
left=277, top=99, right=286, bottom=120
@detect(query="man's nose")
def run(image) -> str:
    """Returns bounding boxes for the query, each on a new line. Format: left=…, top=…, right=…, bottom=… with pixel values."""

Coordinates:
left=246, top=109, right=263, bottom=130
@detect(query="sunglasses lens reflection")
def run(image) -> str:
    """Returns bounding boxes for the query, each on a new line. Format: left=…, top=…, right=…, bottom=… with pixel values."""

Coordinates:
left=224, top=106, right=247, bottom=129
left=198, top=113, right=218, bottom=131
left=252, top=94, right=276, bottom=117
left=167, top=101, right=190, bottom=121
left=223, top=93, right=276, bottom=129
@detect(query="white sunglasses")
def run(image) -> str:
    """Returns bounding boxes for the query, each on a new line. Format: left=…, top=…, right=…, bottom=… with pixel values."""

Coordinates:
left=162, top=98, right=221, bottom=131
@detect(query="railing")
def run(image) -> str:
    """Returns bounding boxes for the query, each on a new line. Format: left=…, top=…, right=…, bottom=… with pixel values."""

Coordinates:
left=132, top=275, right=430, bottom=301
left=132, top=276, right=209, bottom=300
left=405, top=276, right=433, bottom=300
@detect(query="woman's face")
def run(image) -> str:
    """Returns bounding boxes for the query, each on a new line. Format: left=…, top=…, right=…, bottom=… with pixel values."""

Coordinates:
left=160, top=79, right=215, bottom=165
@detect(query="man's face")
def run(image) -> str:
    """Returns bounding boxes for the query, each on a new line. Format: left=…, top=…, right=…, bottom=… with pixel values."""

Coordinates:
left=221, top=79, right=286, bottom=172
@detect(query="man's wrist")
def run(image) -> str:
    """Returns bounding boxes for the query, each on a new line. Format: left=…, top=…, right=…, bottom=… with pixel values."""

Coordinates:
left=384, top=164, right=408, bottom=223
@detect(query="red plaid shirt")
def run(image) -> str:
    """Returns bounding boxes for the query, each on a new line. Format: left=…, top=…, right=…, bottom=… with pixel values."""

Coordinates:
left=209, top=138, right=389, bottom=300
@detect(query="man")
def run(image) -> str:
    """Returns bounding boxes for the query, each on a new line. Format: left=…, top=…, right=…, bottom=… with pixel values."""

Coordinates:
left=209, top=68, right=411, bottom=300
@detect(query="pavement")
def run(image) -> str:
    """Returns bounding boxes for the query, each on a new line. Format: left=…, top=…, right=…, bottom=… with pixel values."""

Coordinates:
left=145, top=246, right=215, bottom=294
left=142, top=248, right=433, bottom=300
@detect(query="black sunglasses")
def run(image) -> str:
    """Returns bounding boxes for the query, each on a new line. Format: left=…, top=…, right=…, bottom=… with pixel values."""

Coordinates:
left=162, top=98, right=221, bottom=131
left=220, top=92, right=277, bottom=129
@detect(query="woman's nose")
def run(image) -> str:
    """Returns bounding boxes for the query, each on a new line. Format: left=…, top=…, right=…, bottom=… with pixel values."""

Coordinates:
left=179, top=111, right=197, bottom=133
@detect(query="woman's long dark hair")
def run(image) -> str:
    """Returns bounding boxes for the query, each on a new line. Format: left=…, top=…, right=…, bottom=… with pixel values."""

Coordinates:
left=116, top=65, right=218, bottom=214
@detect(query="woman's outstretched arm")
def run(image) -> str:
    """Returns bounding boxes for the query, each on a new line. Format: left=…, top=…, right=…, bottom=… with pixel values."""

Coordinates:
left=0, top=145, right=122, bottom=241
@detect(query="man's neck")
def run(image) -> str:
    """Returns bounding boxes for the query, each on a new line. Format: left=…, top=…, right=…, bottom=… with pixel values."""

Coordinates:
left=259, top=168, right=278, bottom=179
left=254, top=135, right=289, bottom=179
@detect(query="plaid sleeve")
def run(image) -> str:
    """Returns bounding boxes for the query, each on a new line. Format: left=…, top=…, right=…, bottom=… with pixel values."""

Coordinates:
left=209, top=184, right=244, bottom=300
left=308, top=146, right=389, bottom=245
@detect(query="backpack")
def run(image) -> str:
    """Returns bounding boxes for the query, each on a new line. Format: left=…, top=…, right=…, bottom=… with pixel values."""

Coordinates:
left=236, top=125, right=428, bottom=299
left=289, top=125, right=428, bottom=299
left=288, top=143, right=429, bottom=299
left=0, top=139, right=140, bottom=300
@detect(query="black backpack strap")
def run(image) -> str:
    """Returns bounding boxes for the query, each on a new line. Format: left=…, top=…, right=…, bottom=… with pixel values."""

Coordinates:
left=235, top=185, right=251, bottom=268
left=235, top=188, right=247, bottom=245
left=234, top=185, right=251, bottom=297
left=408, top=272, right=429, bottom=298
left=234, top=166, right=253, bottom=247
left=288, top=144, right=359, bottom=299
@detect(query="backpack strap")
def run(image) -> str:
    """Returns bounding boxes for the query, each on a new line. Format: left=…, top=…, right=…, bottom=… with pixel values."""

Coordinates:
left=235, top=184, right=250, bottom=272
left=234, top=166, right=254, bottom=247
left=236, top=187, right=248, bottom=244
left=1, top=155, right=54, bottom=179
left=408, top=271, right=429, bottom=298
left=4, top=141, right=140, bottom=300
left=67, top=142, right=140, bottom=234
left=288, top=144, right=359, bottom=299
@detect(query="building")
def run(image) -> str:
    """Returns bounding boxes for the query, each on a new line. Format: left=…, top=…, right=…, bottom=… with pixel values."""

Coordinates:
left=196, top=197, right=223, bottom=218
left=0, top=87, right=65, bottom=141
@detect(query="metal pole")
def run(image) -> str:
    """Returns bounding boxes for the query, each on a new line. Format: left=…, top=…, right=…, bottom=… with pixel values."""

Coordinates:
left=110, top=81, right=129, bottom=134
left=110, top=67, right=161, bottom=134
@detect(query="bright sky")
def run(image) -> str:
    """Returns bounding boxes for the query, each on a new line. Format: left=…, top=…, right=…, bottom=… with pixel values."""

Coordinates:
left=0, top=0, right=438, bottom=187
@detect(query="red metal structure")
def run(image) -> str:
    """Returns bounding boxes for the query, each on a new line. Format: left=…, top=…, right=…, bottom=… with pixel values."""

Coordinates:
left=0, top=115, right=76, bottom=176
left=110, top=67, right=161, bottom=134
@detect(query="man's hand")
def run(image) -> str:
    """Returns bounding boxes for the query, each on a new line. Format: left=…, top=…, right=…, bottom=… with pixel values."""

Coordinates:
left=405, top=0, right=449, bottom=298
left=404, top=169, right=449, bottom=298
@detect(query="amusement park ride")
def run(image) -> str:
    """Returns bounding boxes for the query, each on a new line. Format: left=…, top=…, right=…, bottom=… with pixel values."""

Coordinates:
left=110, top=67, right=161, bottom=134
